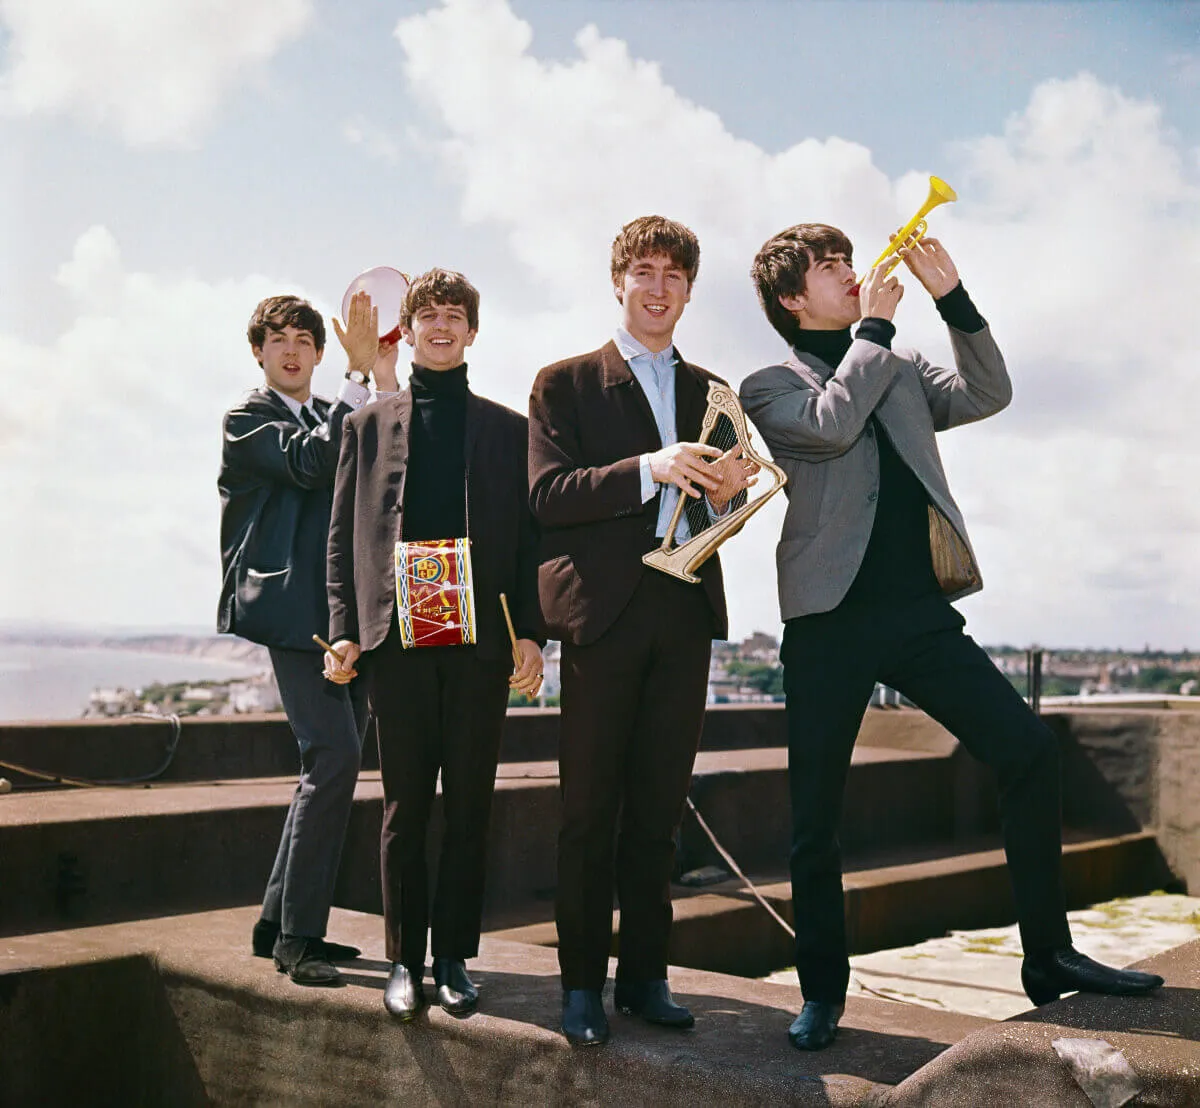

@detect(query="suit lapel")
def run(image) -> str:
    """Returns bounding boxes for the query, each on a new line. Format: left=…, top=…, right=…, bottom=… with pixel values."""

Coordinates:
left=463, top=391, right=482, bottom=470
left=389, top=388, right=413, bottom=469
left=257, top=386, right=302, bottom=425
left=600, top=340, right=661, bottom=450
left=672, top=349, right=709, bottom=442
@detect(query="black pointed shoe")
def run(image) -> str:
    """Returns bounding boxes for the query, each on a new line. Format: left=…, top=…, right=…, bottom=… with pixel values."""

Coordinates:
left=383, top=963, right=426, bottom=1021
left=788, top=1001, right=844, bottom=1051
left=1022, top=946, right=1164, bottom=1006
left=433, top=957, right=479, bottom=1016
left=614, top=979, right=695, bottom=1028
left=562, top=989, right=609, bottom=1046
left=272, top=934, right=343, bottom=987
left=253, top=918, right=361, bottom=962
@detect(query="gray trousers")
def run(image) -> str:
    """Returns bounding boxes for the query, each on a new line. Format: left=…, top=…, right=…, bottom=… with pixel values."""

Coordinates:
left=263, top=647, right=370, bottom=938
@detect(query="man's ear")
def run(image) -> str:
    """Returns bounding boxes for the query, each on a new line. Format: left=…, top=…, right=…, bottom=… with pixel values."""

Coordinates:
left=315, top=347, right=324, bottom=366
left=251, top=345, right=264, bottom=367
left=778, top=292, right=805, bottom=314
left=613, top=280, right=624, bottom=305
left=464, top=329, right=478, bottom=348
left=401, top=326, right=416, bottom=348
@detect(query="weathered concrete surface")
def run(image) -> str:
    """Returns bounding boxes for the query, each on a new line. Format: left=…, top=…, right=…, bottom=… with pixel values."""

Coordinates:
left=1049, top=708, right=1200, bottom=893
left=0, top=745, right=973, bottom=940
left=492, top=832, right=1170, bottom=979
left=881, top=937, right=1200, bottom=1106
left=0, top=705, right=944, bottom=788
left=769, top=892, right=1200, bottom=1021
left=0, top=906, right=990, bottom=1106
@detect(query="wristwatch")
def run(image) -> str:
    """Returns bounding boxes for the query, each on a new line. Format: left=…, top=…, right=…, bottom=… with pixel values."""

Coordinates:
left=346, top=368, right=369, bottom=386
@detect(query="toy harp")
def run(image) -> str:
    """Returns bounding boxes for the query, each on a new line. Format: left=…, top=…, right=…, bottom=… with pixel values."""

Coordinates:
left=642, top=381, right=787, bottom=584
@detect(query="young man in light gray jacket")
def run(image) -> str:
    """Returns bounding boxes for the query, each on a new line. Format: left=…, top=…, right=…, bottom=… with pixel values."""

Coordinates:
left=740, top=224, right=1162, bottom=1051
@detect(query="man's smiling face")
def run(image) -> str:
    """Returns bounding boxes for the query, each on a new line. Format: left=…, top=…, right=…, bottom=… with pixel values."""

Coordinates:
left=615, top=253, right=691, bottom=352
left=254, top=325, right=323, bottom=402
left=402, top=300, right=477, bottom=371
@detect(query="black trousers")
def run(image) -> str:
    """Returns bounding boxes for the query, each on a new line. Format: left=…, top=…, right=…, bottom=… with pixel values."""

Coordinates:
left=781, top=595, right=1071, bottom=1002
left=369, top=626, right=512, bottom=970
left=265, top=647, right=370, bottom=939
left=556, top=571, right=714, bottom=990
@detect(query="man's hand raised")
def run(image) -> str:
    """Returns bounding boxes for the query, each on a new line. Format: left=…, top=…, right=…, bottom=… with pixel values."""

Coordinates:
left=898, top=236, right=959, bottom=299
left=649, top=442, right=723, bottom=498
left=332, top=290, right=379, bottom=379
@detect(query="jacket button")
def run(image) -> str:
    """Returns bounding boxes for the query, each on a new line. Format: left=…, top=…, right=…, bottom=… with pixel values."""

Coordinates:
left=868, top=491, right=878, bottom=502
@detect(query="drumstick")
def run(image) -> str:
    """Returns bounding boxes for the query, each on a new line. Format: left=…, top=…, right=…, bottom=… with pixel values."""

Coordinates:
left=311, top=633, right=346, bottom=664
left=498, top=593, right=521, bottom=667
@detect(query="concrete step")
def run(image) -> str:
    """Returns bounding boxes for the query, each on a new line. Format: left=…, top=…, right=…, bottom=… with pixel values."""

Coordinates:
left=489, top=830, right=1173, bottom=978
left=0, top=704, right=949, bottom=786
left=0, top=740, right=968, bottom=939
left=0, top=905, right=993, bottom=1106
left=5, top=905, right=1196, bottom=1107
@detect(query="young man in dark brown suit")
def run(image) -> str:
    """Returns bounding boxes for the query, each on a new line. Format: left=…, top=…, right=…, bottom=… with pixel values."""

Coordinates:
left=324, top=269, right=543, bottom=1021
left=528, top=216, right=757, bottom=1046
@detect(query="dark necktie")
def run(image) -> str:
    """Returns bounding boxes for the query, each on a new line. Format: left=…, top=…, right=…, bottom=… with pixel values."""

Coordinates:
left=299, top=405, right=320, bottom=431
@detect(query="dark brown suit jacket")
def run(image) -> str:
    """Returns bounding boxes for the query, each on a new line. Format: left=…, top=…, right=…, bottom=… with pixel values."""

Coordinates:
left=528, top=340, right=730, bottom=646
left=327, top=387, right=542, bottom=662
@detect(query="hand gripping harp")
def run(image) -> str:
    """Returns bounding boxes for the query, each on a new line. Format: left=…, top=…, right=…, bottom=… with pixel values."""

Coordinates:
left=642, top=381, right=787, bottom=584
left=860, top=175, right=957, bottom=284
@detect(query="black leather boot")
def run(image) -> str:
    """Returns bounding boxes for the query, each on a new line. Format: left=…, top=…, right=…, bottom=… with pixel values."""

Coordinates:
left=788, top=1001, right=844, bottom=1051
left=433, top=957, right=479, bottom=1016
left=1022, top=946, right=1164, bottom=1006
left=614, top=979, right=695, bottom=1028
left=383, top=963, right=426, bottom=1020
left=253, top=918, right=360, bottom=962
left=562, top=989, right=609, bottom=1046
left=272, top=934, right=342, bottom=987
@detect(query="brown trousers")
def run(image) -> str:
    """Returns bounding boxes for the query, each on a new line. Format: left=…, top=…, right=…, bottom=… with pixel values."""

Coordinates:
left=370, top=625, right=511, bottom=969
left=555, top=571, right=714, bottom=990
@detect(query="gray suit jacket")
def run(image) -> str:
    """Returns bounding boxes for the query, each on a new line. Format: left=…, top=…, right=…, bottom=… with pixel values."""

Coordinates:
left=739, top=326, right=1011, bottom=621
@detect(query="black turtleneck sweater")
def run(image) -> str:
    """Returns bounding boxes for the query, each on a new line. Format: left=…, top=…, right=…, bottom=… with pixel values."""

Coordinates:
left=794, top=284, right=985, bottom=609
left=402, top=363, right=469, bottom=542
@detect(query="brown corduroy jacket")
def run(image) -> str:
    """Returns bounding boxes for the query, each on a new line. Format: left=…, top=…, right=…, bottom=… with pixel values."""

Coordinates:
left=528, top=340, right=730, bottom=646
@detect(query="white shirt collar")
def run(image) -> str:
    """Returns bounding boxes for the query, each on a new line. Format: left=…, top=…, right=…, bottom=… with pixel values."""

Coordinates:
left=268, top=386, right=318, bottom=423
left=614, top=326, right=675, bottom=365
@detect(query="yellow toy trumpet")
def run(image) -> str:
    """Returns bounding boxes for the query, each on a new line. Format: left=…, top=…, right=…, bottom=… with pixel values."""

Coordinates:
left=859, top=175, right=957, bottom=285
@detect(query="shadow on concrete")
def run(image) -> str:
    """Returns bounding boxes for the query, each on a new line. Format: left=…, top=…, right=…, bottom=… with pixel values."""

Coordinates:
left=337, top=962, right=967, bottom=1092
left=0, top=956, right=210, bottom=1106
left=1015, top=985, right=1200, bottom=1038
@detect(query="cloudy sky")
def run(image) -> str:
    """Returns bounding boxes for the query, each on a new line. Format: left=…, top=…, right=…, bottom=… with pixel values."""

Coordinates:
left=1, top=0, right=1197, bottom=649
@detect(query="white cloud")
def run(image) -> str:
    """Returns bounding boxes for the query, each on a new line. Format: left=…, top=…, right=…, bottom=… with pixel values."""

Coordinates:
left=0, top=0, right=313, bottom=145
left=390, top=0, right=1200, bottom=648
left=0, top=225, right=351, bottom=628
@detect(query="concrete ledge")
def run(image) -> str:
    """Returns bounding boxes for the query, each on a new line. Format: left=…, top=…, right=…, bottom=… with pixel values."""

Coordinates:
left=0, top=705, right=949, bottom=788
left=882, top=937, right=1200, bottom=1106
left=0, top=906, right=991, bottom=1106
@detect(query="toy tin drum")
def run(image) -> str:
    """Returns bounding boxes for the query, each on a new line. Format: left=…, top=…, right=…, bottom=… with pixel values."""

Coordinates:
left=394, top=538, right=477, bottom=648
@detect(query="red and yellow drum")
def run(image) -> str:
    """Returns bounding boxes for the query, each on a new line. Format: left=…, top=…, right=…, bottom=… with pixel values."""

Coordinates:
left=394, top=538, right=477, bottom=648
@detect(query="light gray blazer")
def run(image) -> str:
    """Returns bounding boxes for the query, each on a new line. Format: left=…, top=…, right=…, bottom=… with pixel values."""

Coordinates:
left=739, top=326, right=1011, bottom=621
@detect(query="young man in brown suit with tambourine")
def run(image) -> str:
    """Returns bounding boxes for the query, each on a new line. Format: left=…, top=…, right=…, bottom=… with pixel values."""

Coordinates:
left=324, top=269, right=543, bottom=1021
left=528, top=216, right=757, bottom=1046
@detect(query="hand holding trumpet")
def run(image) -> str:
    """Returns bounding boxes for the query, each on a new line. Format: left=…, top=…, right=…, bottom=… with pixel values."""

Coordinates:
left=895, top=236, right=959, bottom=299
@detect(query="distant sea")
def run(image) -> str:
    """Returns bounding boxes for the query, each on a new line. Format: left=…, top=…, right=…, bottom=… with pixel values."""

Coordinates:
left=0, top=643, right=265, bottom=722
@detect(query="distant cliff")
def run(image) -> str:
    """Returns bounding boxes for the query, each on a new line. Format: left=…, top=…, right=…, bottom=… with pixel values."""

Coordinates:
left=0, top=629, right=269, bottom=669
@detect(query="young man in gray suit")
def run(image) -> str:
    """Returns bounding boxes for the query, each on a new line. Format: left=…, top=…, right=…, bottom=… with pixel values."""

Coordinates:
left=740, top=225, right=1162, bottom=1051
